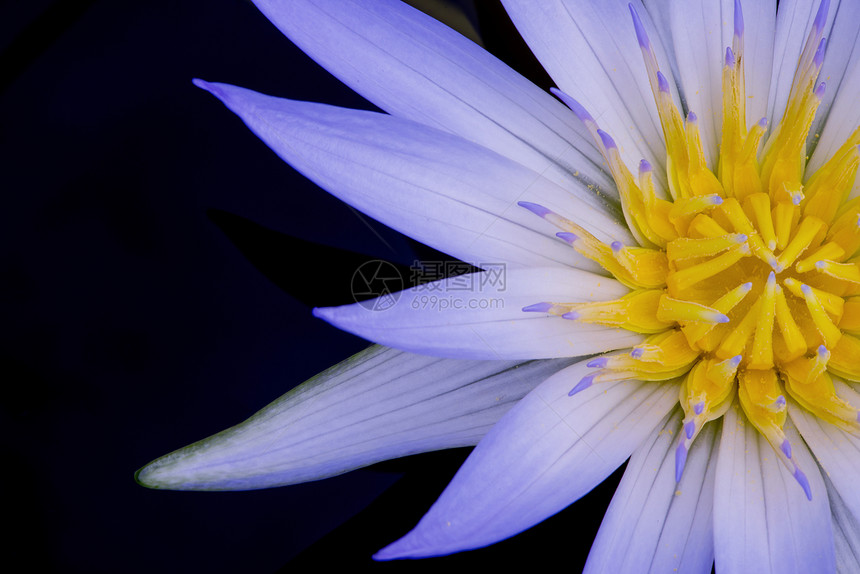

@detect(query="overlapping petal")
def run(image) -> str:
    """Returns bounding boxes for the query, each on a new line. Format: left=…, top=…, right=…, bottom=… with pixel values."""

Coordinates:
left=314, top=267, right=643, bottom=360
left=249, top=0, right=620, bottom=209
left=583, top=408, right=717, bottom=574
left=136, top=345, right=576, bottom=490
left=196, top=80, right=631, bottom=272
left=502, top=0, right=673, bottom=191
left=374, top=360, right=680, bottom=559
left=714, top=403, right=836, bottom=574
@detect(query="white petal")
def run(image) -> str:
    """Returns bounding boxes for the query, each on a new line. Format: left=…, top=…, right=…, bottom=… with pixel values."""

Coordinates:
left=502, top=0, right=675, bottom=192
left=826, top=475, right=860, bottom=573
left=250, top=0, right=620, bottom=209
left=374, top=361, right=680, bottom=559
left=314, top=267, right=644, bottom=360
left=789, top=378, right=860, bottom=527
left=584, top=408, right=717, bottom=574
left=136, top=345, right=574, bottom=490
left=196, top=81, right=631, bottom=270
left=714, top=403, right=836, bottom=574
left=806, top=0, right=860, bottom=182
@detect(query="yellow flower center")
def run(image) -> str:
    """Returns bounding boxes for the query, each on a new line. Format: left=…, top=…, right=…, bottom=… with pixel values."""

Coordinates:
left=521, top=0, right=860, bottom=498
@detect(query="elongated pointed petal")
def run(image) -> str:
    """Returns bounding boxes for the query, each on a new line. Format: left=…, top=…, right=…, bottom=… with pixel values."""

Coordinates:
left=502, top=0, right=676, bottom=191
left=374, top=360, right=680, bottom=559
left=583, top=408, right=717, bottom=574
left=790, top=377, right=860, bottom=526
left=196, top=81, right=630, bottom=271
left=714, top=403, right=836, bottom=574
left=314, top=267, right=644, bottom=360
left=250, top=0, right=619, bottom=210
left=137, top=345, right=575, bottom=490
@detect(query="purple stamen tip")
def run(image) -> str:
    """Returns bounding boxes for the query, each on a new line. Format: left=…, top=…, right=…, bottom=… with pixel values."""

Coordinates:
left=687, top=111, right=698, bottom=123
left=725, top=47, right=736, bottom=68
left=628, top=3, right=651, bottom=49
left=794, top=467, right=813, bottom=501
left=657, top=71, right=670, bottom=93
left=518, top=201, right=552, bottom=218
left=767, top=270, right=776, bottom=282
left=587, top=357, right=608, bottom=368
left=694, top=401, right=705, bottom=415
left=556, top=231, right=578, bottom=244
left=818, top=344, right=828, bottom=357
left=597, top=129, right=617, bottom=150
left=639, top=159, right=652, bottom=173
left=775, top=395, right=786, bottom=409
left=801, top=283, right=812, bottom=295
left=736, top=234, right=748, bottom=243
left=562, top=311, right=581, bottom=320
left=814, top=81, right=826, bottom=99
left=630, top=347, right=644, bottom=359
left=611, top=240, right=624, bottom=252
left=733, top=0, right=744, bottom=37
left=675, top=441, right=688, bottom=483
left=550, top=88, right=595, bottom=122
left=781, top=438, right=793, bottom=459
left=815, top=260, right=826, bottom=270
left=856, top=411, right=860, bottom=423
left=716, top=313, right=730, bottom=323
left=711, top=195, right=724, bottom=205
left=522, top=302, right=553, bottom=313
left=685, top=420, right=696, bottom=439
left=813, top=0, right=830, bottom=33
left=569, top=374, right=595, bottom=397
left=814, top=38, right=827, bottom=67
left=730, top=355, right=742, bottom=368
left=742, top=282, right=753, bottom=291
left=757, top=117, right=768, bottom=128
left=792, top=193, right=803, bottom=206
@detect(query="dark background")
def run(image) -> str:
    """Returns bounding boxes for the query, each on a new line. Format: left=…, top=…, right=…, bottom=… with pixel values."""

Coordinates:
left=2, top=1, right=620, bottom=571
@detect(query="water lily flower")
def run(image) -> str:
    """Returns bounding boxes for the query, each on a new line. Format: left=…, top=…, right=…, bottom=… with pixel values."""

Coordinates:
left=137, top=0, right=860, bottom=570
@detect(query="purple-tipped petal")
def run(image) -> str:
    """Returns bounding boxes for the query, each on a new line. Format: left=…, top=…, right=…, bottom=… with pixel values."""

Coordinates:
left=781, top=438, right=793, bottom=459
left=656, top=71, right=670, bottom=93
left=794, top=468, right=813, bottom=501
left=517, top=200, right=552, bottom=218
left=587, top=357, right=608, bottom=368
left=725, top=46, right=736, bottom=68
left=733, top=0, right=744, bottom=38
left=550, top=88, right=594, bottom=122
left=675, top=440, right=688, bottom=482
left=687, top=111, right=698, bottom=123
left=562, top=311, right=581, bottom=321
left=556, top=232, right=578, bottom=244
left=685, top=420, right=696, bottom=439
left=522, top=302, right=553, bottom=313
left=569, top=374, right=595, bottom=396
left=597, top=129, right=617, bottom=150
left=694, top=401, right=705, bottom=415
left=628, top=3, right=651, bottom=49
left=813, top=0, right=831, bottom=33
left=815, top=81, right=827, bottom=99
left=639, top=159, right=652, bottom=173
left=814, top=37, right=827, bottom=67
